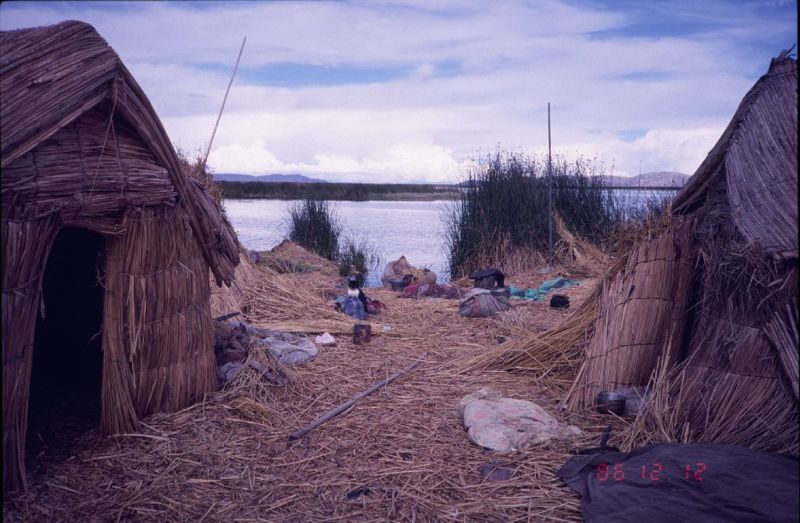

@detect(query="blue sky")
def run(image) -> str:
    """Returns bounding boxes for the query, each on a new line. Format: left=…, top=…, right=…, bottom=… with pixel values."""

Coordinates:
left=0, top=0, right=796, bottom=182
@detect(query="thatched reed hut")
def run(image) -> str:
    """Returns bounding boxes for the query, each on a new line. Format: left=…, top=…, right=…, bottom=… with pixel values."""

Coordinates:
left=1, top=21, right=240, bottom=490
left=565, top=53, right=798, bottom=450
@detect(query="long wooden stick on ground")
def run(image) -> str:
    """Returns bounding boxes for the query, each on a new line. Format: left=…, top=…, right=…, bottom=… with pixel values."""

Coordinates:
left=288, top=355, right=427, bottom=441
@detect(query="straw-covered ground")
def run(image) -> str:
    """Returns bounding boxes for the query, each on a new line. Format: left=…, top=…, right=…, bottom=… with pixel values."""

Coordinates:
left=5, top=259, right=624, bottom=522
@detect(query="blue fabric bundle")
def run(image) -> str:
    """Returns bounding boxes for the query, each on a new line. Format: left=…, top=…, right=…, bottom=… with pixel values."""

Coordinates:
left=508, top=277, right=578, bottom=301
left=334, top=295, right=367, bottom=320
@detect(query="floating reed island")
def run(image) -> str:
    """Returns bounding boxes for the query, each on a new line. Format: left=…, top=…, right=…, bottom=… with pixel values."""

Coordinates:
left=2, top=19, right=798, bottom=522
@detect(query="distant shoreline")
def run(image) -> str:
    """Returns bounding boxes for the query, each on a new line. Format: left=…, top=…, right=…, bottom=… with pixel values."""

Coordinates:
left=222, top=192, right=460, bottom=201
left=217, top=180, right=460, bottom=201
left=217, top=180, right=680, bottom=202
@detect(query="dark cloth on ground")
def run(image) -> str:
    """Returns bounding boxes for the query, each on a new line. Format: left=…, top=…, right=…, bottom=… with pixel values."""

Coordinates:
left=550, top=294, right=569, bottom=308
left=364, top=295, right=386, bottom=314
left=557, top=442, right=799, bottom=523
left=469, top=267, right=505, bottom=289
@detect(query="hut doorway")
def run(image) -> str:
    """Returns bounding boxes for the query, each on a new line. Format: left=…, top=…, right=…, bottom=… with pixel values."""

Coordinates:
left=27, top=228, right=106, bottom=462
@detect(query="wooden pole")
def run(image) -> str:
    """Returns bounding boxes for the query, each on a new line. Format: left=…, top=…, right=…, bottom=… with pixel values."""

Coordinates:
left=547, top=102, right=553, bottom=256
left=288, top=356, right=426, bottom=441
left=200, top=36, right=247, bottom=172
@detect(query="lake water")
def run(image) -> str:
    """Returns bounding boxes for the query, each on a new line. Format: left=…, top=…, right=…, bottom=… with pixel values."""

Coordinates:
left=224, top=199, right=453, bottom=285
left=224, top=191, right=677, bottom=287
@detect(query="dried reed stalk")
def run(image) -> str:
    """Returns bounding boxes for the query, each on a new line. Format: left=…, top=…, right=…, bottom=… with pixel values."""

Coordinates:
left=452, top=281, right=602, bottom=391
left=552, top=212, right=609, bottom=276
left=763, top=301, right=799, bottom=400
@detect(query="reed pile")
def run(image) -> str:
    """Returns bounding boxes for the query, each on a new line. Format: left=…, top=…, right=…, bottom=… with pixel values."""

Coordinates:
left=260, top=239, right=340, bottom=279
left=212, top=251, right=411, bottom=337
left=452, top=280, right=601, bottom=394
left=209, top=251, right=262, bottom=318
left=552, top=213, right=610, bottom=277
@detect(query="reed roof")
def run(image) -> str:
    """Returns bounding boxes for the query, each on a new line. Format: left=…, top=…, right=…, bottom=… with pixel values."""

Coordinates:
left=673, top=52, right=798, bottom=259
left=0, top=20, right=238, bottom=284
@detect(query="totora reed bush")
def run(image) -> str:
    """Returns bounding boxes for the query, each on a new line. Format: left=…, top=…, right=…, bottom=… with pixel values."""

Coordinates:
left=286, top=199, right=380, bottom=283
left=288, top=199, right=342, bottom=261
left=444, top=149, right=664, bottom=277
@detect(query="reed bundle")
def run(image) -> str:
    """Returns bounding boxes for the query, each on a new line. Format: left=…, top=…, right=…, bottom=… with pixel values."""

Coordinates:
left=563, top=216, right=696, bottom=410
left=552, top=212, right=610, bottom=277
left=261, top=239, right=339, bottom=277
left=209, top=251, right=261, bottom=318
left=764, top=301, right=799, bottom=400
left=211, top=249, right=410, bottom=337
left=452, top=282, right=601, bottom=390
left=621, top=346, right=799, bottom=454
left=248, top=271, right=412, bottom=337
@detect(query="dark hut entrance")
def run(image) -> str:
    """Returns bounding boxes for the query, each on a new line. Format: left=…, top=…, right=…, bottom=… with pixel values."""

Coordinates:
left=27, top=228, right=106, bottom=463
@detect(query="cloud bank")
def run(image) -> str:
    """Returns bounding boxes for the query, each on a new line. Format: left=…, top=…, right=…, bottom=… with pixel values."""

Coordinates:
left=1, top=0, right=796, bottom=182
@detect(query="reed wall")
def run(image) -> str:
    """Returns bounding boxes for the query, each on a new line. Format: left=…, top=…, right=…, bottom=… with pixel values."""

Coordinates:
left=2, top=105, right=218, bottom=490
left=566, top=216, right=696, bottom=410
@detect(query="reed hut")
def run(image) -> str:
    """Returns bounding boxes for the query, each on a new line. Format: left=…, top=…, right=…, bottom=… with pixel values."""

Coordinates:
left=564, top=53, right=798, bottom=450
left=1, top=21, right=240, bottom=490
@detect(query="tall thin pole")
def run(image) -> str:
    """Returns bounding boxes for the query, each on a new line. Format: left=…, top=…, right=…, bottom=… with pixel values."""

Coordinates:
left=200, top=36, right=247, bottom=172
left=547, top=102, right=553, bottom=256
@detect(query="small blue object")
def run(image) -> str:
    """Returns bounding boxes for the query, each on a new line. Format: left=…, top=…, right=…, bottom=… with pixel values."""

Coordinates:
left=509, top=277, right=578, bottom=301
left=335, top=295, right=366, bottom=320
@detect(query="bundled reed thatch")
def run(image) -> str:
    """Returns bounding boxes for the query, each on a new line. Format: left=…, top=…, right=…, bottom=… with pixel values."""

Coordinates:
left=462, top=53, right=799, bottom=452
left=209, top=251, right=262, bottom=318
left=565, top=55, right=798, bottom=452
left=1, top=21, right=240, bottom=490
left=565, top=214, right=697, bottom=407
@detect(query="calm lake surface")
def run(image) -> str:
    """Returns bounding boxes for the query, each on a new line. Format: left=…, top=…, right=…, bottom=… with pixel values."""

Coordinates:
left=224, top=191, right=676, bottom=287
left=224, top=199, right=452, bottom=285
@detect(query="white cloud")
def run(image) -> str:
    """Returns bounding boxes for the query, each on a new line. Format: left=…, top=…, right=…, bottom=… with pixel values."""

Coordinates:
left=208, top=139, right=463, bottom=183
left=559, top=127, right=722, bottom=177
left=0, top=0, right=795, bottom=182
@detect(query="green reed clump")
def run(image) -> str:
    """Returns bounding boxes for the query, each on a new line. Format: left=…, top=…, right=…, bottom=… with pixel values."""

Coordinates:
left=444, top=150, right=622, bottom=277
left=337, top=235, right=382, bottom=284
left=286, top=201, right=381, bottom=283
left=288, top=199, right=342, bottom=260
